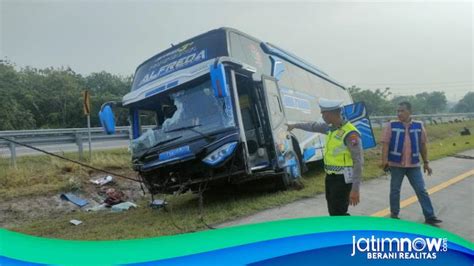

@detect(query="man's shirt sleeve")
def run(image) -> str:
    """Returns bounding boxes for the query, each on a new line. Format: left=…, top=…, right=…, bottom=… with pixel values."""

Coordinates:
left=345, top=131, right=364, bottom=192
left=292, top=122, right=329, bottom=134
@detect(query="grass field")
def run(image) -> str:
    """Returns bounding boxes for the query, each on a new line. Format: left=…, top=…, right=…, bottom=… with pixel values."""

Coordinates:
left=2, top=121, right=473, bottom=240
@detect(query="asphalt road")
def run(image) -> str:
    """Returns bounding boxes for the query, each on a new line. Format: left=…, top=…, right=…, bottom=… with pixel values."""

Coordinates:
left=217, top=149, right=474, bottom=242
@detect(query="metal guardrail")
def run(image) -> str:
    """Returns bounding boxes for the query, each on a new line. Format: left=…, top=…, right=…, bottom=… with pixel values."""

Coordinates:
left=0, top=126, right=132, bottom=168
left=369, top=113, right=474, bottom=127
left=1, top=113, right=473, bottom=168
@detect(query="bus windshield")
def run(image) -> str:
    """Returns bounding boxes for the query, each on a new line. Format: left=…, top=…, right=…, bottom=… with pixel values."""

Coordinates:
left=130, top=77, right=235, bottom=157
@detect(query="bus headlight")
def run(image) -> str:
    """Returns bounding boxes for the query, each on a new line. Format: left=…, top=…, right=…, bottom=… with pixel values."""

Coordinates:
left=202, top=142, right=238, bottom=166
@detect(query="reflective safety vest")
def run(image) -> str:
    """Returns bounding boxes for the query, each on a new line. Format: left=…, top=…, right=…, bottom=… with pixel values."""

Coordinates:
left=388, top=120, right=422, bottom=164
left=323, top=121, right=359, bottom=174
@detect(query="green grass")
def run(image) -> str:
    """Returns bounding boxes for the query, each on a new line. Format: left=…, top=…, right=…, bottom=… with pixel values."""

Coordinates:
left=3, top=121, right=474, bottom=240
left=0, top=148, right=132, bottom=200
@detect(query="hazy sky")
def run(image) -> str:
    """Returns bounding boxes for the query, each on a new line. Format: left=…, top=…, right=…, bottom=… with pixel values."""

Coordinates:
left=1, top=0, right=473, bottom=101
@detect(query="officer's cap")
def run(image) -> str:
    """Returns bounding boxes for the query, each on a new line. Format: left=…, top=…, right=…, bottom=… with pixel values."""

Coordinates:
left=319, top=98, right=344, bottom=112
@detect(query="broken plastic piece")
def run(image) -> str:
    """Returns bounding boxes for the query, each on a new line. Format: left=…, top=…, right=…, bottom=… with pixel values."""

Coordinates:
left=90, top=175, right=113, bottom=186
left=150, top=199, right=167, bottom=209
left=60, top=193, right=88, bottom=207
left=111, top=202, right=137, bottom=212
left=86, top=203, right=108, bottom=212
left=70, top=219, right=82, bottom=226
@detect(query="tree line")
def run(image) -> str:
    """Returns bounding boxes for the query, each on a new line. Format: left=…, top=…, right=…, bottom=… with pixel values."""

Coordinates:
left=0, top=60, right=473, bottom=130
left=348, top=86, right=473, bottom=116
left=0, top=61, right=131, bottom=130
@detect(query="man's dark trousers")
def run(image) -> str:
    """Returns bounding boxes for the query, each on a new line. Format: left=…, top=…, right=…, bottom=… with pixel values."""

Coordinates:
left=325, top=173, right=352, bottom=216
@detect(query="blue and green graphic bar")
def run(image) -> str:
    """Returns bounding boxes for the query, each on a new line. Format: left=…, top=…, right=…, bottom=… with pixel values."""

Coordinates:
left=1, top=216, right=473, bottom=265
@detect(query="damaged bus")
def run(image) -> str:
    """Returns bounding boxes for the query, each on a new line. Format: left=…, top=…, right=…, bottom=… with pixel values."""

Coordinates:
left=99, top=28, right=368, bottom=195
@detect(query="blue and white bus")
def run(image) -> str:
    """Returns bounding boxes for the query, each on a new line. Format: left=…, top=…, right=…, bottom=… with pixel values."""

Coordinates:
left=100, top=27, right=359, bottom=194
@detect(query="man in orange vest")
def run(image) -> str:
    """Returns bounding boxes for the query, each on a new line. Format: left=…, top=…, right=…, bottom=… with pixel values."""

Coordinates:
left=381, top=101, right=442, bottom=225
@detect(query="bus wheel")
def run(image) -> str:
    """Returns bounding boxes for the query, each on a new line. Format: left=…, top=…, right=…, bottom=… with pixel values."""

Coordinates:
left=276, top=172, right=291, bottom=190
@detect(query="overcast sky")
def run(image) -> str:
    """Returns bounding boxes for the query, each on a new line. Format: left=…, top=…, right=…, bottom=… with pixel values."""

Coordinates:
left=1, top=0, right=472, bottom=101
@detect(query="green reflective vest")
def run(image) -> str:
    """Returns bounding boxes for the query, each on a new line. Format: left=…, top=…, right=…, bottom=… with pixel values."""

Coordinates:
left=323, top=121, right=359, bottom=174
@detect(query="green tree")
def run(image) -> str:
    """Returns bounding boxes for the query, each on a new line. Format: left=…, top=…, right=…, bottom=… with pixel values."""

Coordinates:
left=0, top=61, right=36, bottom=130
left=391, top=91, right=447, bottom=114
left=452, top=92, right=474, bottom=113
left=85, top=71, right=132, bottom=126
left=0, top=61, right=133, bottom=130
left=412, top=91, right=447, bottom=114
left=348, top=86, right=395, bottom=115
left=19, top=66, right=85, bottom=128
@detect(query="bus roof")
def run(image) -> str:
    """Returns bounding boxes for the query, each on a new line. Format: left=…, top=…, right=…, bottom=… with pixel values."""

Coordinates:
left=132, top=27, right=346, bottom=92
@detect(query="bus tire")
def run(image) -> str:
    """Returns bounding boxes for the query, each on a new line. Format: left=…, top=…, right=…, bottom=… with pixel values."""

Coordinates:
left=276, top=172, right=291, bottom=190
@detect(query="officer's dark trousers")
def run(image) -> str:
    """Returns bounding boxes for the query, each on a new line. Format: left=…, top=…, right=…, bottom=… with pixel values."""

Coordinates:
left=325, top=173, right=352, bottom=216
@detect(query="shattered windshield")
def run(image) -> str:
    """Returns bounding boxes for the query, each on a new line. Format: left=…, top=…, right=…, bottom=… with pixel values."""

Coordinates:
left=130, top=77, right=235, bottom=157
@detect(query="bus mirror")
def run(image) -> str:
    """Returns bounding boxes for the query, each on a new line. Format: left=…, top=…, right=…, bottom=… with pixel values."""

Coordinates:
left=99, top=103, right=116, bottom=134
left=210, top=63, right=229, bottom=98
left=342, top=102, right=376, bottom=149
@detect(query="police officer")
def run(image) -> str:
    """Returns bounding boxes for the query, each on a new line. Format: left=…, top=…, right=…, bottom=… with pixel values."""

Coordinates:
left=287, top=98, right=364, bottom=216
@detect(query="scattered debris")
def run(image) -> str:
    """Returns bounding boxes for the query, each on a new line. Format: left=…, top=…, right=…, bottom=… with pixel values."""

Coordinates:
left=60, top=193, right=88, bottom=207
left=86, top=202, right=138, bottom=212
left=150, top=199, right=168, bottom=209
left=69, top=219, right=82, bottom=226
left=90, top=175, right=114, bottom=186
left=111, top=202, right=138, bottom=212
left=460, top=127, right=471, bottom=136
left=104, top=188, right=125, bottom=207
left=86, top=203, right=108, bottom=212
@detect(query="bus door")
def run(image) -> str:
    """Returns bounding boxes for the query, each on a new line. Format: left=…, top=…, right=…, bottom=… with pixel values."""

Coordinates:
left=260, top=76, right=297, bottom=171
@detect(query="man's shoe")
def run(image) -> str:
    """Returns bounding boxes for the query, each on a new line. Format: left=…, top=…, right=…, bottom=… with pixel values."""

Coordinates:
left=390, top=214, right=400, bottom=219
left=425, top=217, right=443, bottom=225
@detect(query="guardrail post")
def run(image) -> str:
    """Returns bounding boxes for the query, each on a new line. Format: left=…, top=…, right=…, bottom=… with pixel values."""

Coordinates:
left=75, top=133, right=84, bottom=160
left=377, top=119, right=383, bottom=128
left=8, top=137, right=17, bottom=168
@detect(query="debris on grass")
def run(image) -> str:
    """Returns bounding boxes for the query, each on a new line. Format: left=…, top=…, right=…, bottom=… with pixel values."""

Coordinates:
left=111, top=202, right=138, bottom=212
left=69, top=219, right=82, bottom=226
left=90, top=175, right=114, bottom=186
left=60, top=193, right=88, bottom=207
left=104, top=188, right=125, bottom=207
left=150, top=199, right=167, bottom=209
left=460, top=127, right=471, bottom=136
left=86, top=203, right=108, bottom=212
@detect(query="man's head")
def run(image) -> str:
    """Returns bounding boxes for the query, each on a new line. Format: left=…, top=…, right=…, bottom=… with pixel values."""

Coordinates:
left=319, top=98, right=344, bottom=125
left=322, top=108, right=342, bottom=124
left=397, top=101, right=412, bottom=122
